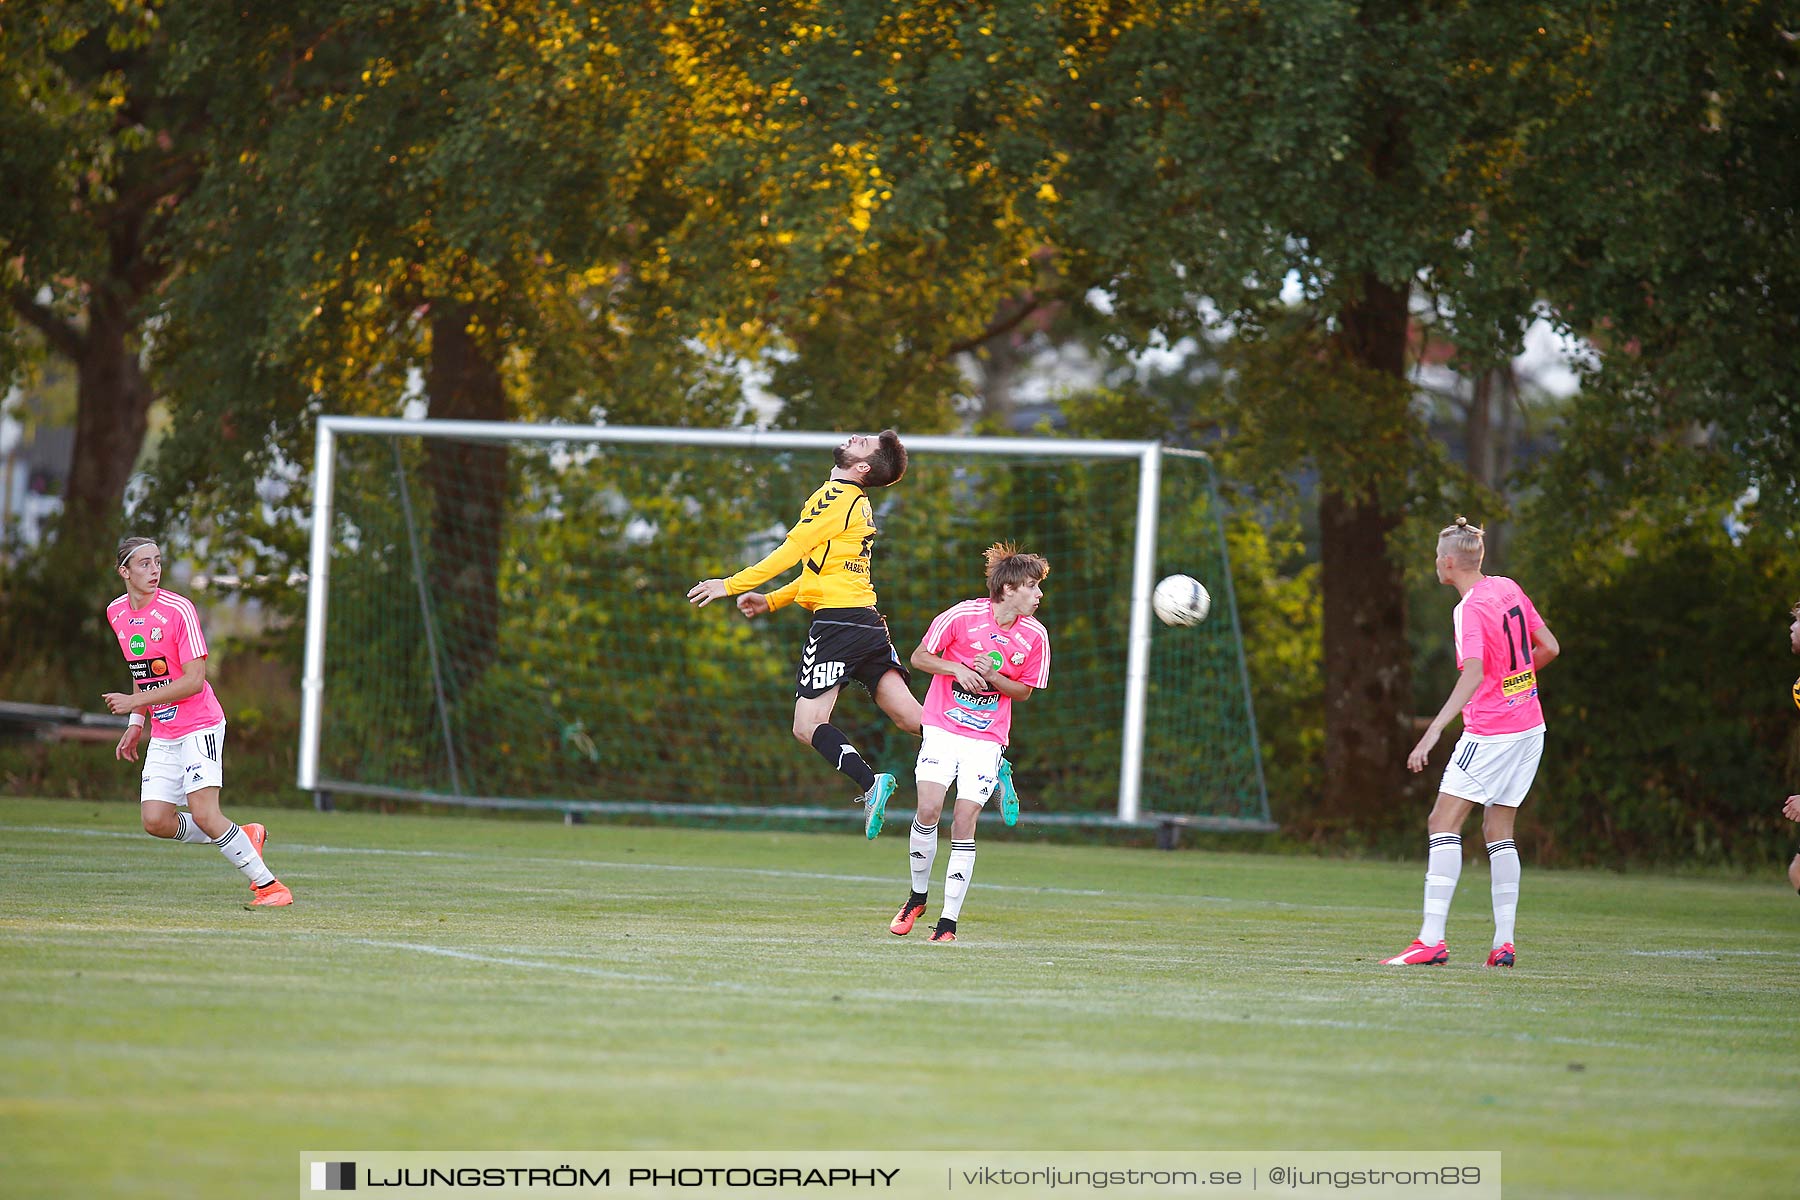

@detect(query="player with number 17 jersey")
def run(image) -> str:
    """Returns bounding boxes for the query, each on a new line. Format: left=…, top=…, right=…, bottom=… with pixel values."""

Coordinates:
left=106, top=589, right=226, bottom=738
left=1453, top=576, right=1546, bottom=737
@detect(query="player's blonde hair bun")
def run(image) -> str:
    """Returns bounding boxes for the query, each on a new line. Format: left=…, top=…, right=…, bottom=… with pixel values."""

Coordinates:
left=1437, top=516, right=1485, bottom=568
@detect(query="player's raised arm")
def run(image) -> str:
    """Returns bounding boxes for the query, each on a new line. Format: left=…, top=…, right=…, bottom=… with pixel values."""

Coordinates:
left=687, top=578, right=731, bottom=607
left=720, top=484, right=860, bottom=597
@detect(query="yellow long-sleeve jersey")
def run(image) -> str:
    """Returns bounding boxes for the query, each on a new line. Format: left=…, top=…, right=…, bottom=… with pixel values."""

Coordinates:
left=724, top=478, right=878, bottom=613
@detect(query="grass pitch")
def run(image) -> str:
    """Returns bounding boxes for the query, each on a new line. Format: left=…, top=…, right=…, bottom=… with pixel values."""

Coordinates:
left=1, top=795, right=1796, bottom=1198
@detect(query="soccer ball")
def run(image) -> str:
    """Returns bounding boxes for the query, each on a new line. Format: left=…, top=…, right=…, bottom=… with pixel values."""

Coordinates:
left=1152, top=574, right=1211, bottom=626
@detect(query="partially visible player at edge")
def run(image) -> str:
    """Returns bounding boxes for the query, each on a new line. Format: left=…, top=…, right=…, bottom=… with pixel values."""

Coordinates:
left=1780, top=601, right=1800, bottom=894
left=1384, top=517, right=1558, bottom=968
left=104, top=537, right=292, bottom=907
left=890, top=543, right=1050, bottom=943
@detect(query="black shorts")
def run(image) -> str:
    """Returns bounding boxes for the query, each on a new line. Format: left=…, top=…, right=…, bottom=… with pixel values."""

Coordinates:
left=795, top=607, right=911, bottom=699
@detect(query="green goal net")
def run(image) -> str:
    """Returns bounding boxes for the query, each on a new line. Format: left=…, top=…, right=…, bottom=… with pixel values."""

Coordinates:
left=300, top=421, right=1270, bottom=831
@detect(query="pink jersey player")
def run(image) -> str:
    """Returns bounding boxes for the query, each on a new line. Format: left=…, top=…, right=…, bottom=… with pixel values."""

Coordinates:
left=104, top=536, right=291, bottom=908
left=1452, top=575, right=1547, bottom=736
left=106, top=587, right=227, bottom=738
left=892, top=543, right=1052, bottom=946
left=919, top=597, right=1051, bottom=746
left=1384, top=518, right=1560, bottom=970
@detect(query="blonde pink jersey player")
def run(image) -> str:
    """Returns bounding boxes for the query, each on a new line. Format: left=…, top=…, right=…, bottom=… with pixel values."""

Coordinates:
left=919, top=597, right=1051, bottom=745
left=105, top=588, right=226, bottom=738
left=1452, top=575, right=1546, bottom=736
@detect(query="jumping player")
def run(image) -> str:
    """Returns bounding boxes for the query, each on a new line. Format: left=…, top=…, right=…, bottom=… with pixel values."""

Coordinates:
left=1383, top=517, right=1557, bottom=967
left=889, top=543, right=1050, bottom=943
left=104, top=537, right=292, bottom=908
left=688, top=432, right=920, bottom=838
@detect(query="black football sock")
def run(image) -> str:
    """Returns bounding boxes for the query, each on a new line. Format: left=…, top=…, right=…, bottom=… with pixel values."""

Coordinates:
left=810, top=723, right=878, bottom=792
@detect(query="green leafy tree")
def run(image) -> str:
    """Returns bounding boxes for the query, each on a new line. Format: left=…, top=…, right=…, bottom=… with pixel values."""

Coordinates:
left=0, top=0, right=201, bottom=681
left=151, top=2, right=745, bottom=634
left=1022, top=3, right=1530, bottom=822
left=680, top=1, right=1076, bottom=432
left=1503, top=3, right=1800, bottom=518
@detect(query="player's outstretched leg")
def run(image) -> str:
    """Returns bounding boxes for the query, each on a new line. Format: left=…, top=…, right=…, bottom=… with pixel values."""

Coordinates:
left=862, top=773, right=896, bottom=840
left=996, top=757, right=1019, bottom=826
left=1788, top=852, right=1800, bottom=895
left=807, top=722, right=878, bottom=795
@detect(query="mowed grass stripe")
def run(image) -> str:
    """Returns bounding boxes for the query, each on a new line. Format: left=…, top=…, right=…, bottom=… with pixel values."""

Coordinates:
left=1, top=796, right=1796, bottom=1200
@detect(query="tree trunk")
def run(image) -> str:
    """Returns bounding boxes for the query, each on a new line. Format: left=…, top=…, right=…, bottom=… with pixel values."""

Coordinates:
left=1466, top=370, right=1494, bottom=489
left=64, top=291, right=155, bottom=537
left=0, top=286, right=156, bottom=701
left=1488, top=367, right=1520, bottom=566
left=423, top=304, right=508, bottom=701
left=1319, top=276, right=1415, bottom=828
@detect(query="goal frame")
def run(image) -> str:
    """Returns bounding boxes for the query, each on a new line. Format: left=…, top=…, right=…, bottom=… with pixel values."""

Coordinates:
left=298, top=416, right=1269, bottom=828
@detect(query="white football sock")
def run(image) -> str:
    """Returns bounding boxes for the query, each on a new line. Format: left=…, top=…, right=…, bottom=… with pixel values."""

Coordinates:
left=1418, top=832, right=1462, bottom=945
left=941, top=841, right=977, bottom=921
left=173, top=812, right=214, bottom=844
left=213, top=822, right=275, bottom=887
left=909, top=820, right=937, bottom=895
left=1487, top=839, right=1520, bottom=947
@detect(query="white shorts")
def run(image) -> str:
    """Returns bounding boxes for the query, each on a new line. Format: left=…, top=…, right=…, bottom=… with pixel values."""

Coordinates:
left=915, top=725, right=1004, bottom=805
left=1439, top=727, right=1544, bottom=809
left=140, top=721, right=227, bottom=806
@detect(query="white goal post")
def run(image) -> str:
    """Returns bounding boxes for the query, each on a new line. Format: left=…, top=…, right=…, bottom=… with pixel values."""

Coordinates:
left=297, top=417, right=1271, bottom=830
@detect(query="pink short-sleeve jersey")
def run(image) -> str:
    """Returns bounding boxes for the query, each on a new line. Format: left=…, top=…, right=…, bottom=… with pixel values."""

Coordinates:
left=106, top=588, right=227, bottom=739
left=919, top=598, right=1051, bottom=746
left=1452, top=575, right=1546, bottom=736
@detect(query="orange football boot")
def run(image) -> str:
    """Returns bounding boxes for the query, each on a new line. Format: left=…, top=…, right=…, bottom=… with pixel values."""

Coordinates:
left=247, top=879, right=293, bottom=908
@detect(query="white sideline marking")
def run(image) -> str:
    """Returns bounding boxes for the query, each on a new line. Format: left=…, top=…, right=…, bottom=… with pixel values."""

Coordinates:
left=0, top=823, right=1409, bottom=912
left=346, top=938, right=672, bottom=982
left=1627, top=948, right=1800, bottom=959
left=0, top=824, right=1118, bottom=899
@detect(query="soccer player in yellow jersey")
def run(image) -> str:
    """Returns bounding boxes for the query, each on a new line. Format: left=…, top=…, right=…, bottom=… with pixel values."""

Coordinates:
left=688, top=432, right=919, bottom=837
left=1783, top=601, right=1800, bottom=893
